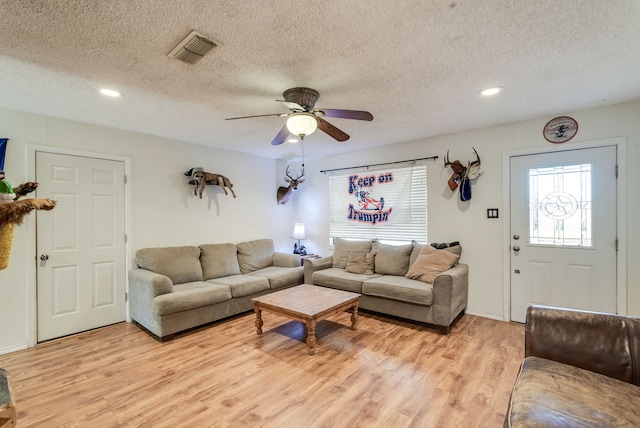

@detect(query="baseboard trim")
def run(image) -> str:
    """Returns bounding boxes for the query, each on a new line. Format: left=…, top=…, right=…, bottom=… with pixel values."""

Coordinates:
left=0, top=343, right=28, bottom=356
left=465, top=311, right=506, bottom=322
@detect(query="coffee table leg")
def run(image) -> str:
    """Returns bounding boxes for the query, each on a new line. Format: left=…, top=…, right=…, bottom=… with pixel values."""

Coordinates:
left=305, top=319, right=316, bottom=355
left=351, top=302, right=359, bottom=330
left=254, top=303, right=263, bottom=335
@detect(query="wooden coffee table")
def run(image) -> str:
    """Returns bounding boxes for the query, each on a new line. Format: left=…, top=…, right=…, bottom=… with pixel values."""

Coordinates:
left=251, top=284, right=360, bottom=355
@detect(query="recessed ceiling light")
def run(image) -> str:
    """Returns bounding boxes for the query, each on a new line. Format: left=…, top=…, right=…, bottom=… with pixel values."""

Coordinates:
left=479, top=86, right=503, bottom=96
left=99, top=88, right=122, bottom=97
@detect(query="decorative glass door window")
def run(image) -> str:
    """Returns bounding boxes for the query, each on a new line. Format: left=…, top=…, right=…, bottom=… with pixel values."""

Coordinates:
left=529, top=163, right=592, bottom=246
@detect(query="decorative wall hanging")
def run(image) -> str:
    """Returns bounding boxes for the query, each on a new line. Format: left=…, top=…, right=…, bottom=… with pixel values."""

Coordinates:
left=184, top=167, right=236, bottom=198
left=277, top=140, right=305, bottom=205
left=0, top=139, right=57, bottom=270
left=331, top=166, right=414, bottom=225
left=444, top=147, right=482, bottom=201
left=543, top=116, right=578, bottom=143
left=276, top=165, right=305, bottom=205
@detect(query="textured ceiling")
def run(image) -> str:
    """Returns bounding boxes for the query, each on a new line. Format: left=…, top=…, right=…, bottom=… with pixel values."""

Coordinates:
left=1, top=1, right=639, bottom=160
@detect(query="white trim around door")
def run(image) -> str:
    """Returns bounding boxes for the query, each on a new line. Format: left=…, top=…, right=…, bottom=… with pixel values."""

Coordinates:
left=502, top=137, right=628, bottom=321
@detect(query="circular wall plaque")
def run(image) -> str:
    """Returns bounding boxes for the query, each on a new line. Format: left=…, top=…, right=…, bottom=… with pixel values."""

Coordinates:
left=543, top=116, right=578, bottom=143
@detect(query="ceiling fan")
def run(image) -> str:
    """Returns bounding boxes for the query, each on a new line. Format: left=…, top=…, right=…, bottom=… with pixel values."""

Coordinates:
left=225, top=87, right=373, bottom=145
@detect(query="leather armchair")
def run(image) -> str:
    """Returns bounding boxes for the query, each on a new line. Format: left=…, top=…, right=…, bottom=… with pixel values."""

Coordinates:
left=505, top=305, right=640, bottom=427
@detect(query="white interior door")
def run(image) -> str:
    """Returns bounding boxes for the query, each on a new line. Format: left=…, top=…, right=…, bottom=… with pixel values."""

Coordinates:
left=36, top=152, right=126, bottom=341
left=510, top=146, right=617, bottom=323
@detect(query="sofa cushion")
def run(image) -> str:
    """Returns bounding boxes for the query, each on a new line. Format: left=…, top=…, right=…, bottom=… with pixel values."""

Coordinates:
left=247, top=266, right=304, bottom=289
left=207, top=275, right=270, bottom=298
left=152, top=282, right=231, bottom=315
left=332, top=238, right=375, bottom=269
left=506, top=356, right=640, bottom=427
left=200, top=243, right=241, bottom=280
left=136, top=246, right=203, bottom=285
left=312, top=267, right=378, bottom=293
left=345, top=252, right=375, bottom=275
left=363, top=275, right=433, bottom=306
left=237, top=239, right=274, bottom=273
left=372, top=242, right=413, bottom=275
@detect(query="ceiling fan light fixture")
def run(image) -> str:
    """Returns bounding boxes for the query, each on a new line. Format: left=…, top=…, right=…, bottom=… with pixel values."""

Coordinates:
left=286, top=113, right=317, bottom=138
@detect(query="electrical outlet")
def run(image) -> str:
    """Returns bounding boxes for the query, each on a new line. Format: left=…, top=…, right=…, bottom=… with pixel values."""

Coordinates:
left=487, top=208, right=499, bottom=218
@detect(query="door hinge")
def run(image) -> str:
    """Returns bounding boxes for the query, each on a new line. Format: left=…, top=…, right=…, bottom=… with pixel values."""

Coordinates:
left=125, top=292, right=128, bottom=302
left=615, top=238, right=619, bottom=251
left=615, top=165, right=618, bottom=178
left=124, top=174, right=128, bottom=184
left=124, top=234, right=128, bottom=243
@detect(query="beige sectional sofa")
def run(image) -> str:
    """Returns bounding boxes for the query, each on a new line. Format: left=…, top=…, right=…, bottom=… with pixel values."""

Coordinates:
left=304, top=238, right=468, bottom=334
left=129, top=238, right=303, bottom=340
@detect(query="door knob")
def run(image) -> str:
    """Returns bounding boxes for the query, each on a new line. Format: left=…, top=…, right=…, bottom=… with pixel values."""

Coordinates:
left=513, top=234, right=520, bottom=240
left=40, top=254, right=49, bottom=261
left=513, top=245, right=520, bottom=252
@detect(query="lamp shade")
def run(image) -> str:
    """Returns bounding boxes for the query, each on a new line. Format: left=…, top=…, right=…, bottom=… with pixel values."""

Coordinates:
left=286, top=113, right=317, bottom=138
left=291, top=223, right=306, bottom=240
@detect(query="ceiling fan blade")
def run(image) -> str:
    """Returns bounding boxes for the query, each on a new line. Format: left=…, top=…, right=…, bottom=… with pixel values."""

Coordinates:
left=271, top=124, right=291, bottom=145
left=225, top=113, right=287, bottom=120
left=315, top=108, right=373, bottom=121
left=317, top=117, right=350, bottom=142
left=276, top=100, right=305, bottom=111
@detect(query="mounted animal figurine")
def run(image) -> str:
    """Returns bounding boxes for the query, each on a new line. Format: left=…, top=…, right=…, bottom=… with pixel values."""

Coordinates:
left=276, top=165, right=304, bottom=205
left=444, top=147, right=482, bottom=201
left=185, top=167, right=236, bottom=199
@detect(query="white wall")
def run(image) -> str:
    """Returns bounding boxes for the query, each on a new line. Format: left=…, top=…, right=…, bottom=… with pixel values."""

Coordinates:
left=1, top=101, right=639, bottom=353
left=296, top=101, right=640, bottom=320
left=0, top=108, right=294, bottom=353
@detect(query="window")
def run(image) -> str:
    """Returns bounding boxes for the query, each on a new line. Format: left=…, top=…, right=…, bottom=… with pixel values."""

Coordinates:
left=329, top=164, right=427, bottom=244
left=529, top=163, right=592, bottom=246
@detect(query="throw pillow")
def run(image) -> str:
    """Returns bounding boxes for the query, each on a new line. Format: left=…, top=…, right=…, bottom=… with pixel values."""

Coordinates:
left=332, top=238, right=375, bottom=269
left=405, top=245, right=459, bottom=284
left=345, top=251, right=375, bottom=275
left=410, top=240, right=462, bottom=267
left=372, top=241, right=413, bottom=275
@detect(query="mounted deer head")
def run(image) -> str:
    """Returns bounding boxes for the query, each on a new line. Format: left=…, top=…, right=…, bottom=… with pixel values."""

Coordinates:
left=276, top=165, right=305, bottom=205
left=444, top=150, right=466, bottom=191
left=465, top=147, right=483, bottom=179
left=444, top=147, right=483, bottom=196
left=444, top=150, right=467, bottom=175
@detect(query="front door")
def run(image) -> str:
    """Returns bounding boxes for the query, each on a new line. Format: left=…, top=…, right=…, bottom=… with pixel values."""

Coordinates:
left=509, top=146, right=617, bottom=323
left=36, top=152, right=126, bottom=341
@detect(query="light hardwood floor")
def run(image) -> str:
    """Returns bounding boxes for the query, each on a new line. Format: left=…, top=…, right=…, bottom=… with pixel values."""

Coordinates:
left=0, top=310, right=524, bottom=427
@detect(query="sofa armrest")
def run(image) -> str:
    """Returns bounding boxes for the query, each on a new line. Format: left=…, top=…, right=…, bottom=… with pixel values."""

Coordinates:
left=129, top=268, right=173, bottom=299
left=525, top=305, right=640, bottom=384
left=304, top=256, right=333, bottom=284
left=431, top=263, right=468, bottom=329
left=273, top=252, right=301, bottom=268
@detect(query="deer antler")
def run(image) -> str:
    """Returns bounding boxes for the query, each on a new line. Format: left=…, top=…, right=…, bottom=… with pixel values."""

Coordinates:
left=444, top=150, right=466, bottom=175
left=285, top=164, right=304, bottom=181
left=444, top=150, right=452, bottom=168
left=470, top=147, right=480, bottom=167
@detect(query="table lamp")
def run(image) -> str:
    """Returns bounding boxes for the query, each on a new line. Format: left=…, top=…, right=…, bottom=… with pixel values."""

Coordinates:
left=291, top=223, right=307, bottom=255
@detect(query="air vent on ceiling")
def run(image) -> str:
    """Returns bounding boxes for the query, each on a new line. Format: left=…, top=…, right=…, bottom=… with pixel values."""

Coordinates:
left=168, top=30, right=218, bottom=65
